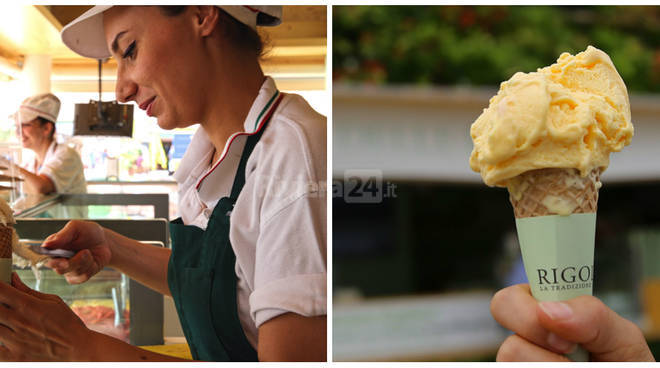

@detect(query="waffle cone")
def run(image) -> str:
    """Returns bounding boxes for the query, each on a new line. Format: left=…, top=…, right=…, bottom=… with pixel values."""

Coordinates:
left=0, top=225, right=13, bottom=258
left=508, top=168, right=600, bottom=219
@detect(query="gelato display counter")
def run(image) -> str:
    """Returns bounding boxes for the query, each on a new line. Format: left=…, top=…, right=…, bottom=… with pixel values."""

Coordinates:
left=11, top=193, right=170, bottom=346
left=13, top=193, right=169, bottom=220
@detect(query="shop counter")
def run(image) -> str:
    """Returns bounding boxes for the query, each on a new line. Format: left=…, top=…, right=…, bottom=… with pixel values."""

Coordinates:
left=11, top=193, right=171, bottom=346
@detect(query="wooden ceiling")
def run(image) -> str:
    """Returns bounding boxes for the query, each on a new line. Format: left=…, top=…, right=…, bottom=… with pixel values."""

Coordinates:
left=0, top=5, right=326, bottom=91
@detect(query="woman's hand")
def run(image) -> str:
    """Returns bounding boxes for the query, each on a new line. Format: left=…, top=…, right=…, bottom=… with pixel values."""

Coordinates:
left=43, top=220, right=113, bottom=284
left=0, top=156, right=16, bottom=172
left=0, top=273, right=93, bottom=361
left=0, top=156, right=55, bottom=194
left=43, top=220, right=172, bottom=297
left=491, top=284, right=655, bottom=362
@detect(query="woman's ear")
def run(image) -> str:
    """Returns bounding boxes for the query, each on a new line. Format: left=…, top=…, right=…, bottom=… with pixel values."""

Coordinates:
left=36, top=119, right=55, bottom=136
left=193, top=6, right=220, bottom=37
left=42, top=121, right=54, bottom=138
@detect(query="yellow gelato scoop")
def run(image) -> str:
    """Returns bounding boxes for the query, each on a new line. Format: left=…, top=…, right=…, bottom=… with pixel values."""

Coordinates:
left=469, top=45, right=633, bottom=187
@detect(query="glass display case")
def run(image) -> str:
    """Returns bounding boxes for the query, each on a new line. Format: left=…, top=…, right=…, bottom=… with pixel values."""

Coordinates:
left=13, top=193, right=169, bottom=220
left=16, top=267, right=132, bottom=342
left=12, top=193, right=170, bottom=346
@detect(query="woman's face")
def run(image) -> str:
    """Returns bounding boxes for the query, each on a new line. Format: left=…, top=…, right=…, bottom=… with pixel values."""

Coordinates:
left=17, top=119, right=50, bottom=150
left=103, top=6, right=209, bottom=130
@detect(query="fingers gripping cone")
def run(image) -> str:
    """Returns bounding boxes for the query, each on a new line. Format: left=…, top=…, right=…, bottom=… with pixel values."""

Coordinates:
left=509, top=168, right=600, bottom=361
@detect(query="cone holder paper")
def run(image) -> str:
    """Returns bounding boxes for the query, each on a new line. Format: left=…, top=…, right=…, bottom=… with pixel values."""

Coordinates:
left=515, top=212, right=596, bottom=361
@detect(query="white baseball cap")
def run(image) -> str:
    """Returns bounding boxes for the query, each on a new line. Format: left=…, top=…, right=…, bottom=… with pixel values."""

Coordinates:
left=13, top=93, right=61, bottom=124
left=61, top=5, right=282, bottom=59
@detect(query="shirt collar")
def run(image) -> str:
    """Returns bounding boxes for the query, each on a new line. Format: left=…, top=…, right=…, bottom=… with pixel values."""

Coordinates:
left=35, top=141, right=57, bottom=173
left=171, top=126, right=212, bottom=185
left=172, top=76, right=279, bottom=186
left=46, top=140, right=57, bottom=156
left=43, top=140, right=57, bottom=163
left=242, top=76, right=279, bottom=133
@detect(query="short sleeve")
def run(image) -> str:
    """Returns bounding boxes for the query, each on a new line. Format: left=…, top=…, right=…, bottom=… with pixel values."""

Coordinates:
left=249, top=192, right=327, bottom=327
left=39, top=147, right=83, bottom=193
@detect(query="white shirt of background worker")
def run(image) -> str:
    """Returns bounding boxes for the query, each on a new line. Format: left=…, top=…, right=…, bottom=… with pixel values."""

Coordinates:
left=4, top=93, right=86, bottom=195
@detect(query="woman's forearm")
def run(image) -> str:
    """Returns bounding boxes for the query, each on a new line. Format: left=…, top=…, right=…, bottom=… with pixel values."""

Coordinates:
left=84, top=330, right=189, bottom=361
left=105, top=227, right=172, bottom=296
left=258, top=313, right=327, bottom=361
left=17, top=166, right=55, bottom=194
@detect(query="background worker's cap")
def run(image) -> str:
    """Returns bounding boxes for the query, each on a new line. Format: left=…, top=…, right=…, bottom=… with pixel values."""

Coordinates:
left=13, top=93, right=61, bottom=124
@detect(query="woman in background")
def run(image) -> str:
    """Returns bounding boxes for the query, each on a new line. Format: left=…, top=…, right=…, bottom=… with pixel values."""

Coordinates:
left=6, top=93, right=86, bottom=195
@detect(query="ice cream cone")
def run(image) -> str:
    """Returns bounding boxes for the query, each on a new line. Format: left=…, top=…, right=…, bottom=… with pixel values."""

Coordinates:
left=508, top=168, right=600, bottom=361
left=507, top=167, right=599, bottom=300
left=508, top=168, right=600, bottom=219
left=0, top=225, right=12, bottom=258
left=0, top=224, right=13, bottom=283
left=469, top=46, right=633, bottom=362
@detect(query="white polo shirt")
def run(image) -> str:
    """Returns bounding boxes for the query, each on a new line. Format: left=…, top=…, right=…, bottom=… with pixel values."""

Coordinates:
left=23, top=141, right=87, bottom=218
left=173, top=77, right=327, bottom=348
left=30, top=141, right=87, bottom=194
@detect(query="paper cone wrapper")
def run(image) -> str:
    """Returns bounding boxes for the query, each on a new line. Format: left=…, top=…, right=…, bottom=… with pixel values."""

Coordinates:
left=509, top=168, right=599, bottom=362
left=515, top=213, right=595, bottom=301
left=0, top=225, right=12, bottom=283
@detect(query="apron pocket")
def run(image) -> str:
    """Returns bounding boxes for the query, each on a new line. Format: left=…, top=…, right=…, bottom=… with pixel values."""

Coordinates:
left=179, top=267, right=230, bottom=361
left=209, top=267, right=258, bottom=361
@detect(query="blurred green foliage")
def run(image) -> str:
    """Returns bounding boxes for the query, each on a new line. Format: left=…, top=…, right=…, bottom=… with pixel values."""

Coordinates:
left=333, top=6, right=660, bottom=92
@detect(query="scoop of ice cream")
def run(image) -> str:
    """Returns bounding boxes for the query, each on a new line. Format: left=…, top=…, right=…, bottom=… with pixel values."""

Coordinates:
left=0, top=197, right=15, bottom=226
left=469, top=45, right=633, bottom=187
left=13, top=241, right=49, bottom=266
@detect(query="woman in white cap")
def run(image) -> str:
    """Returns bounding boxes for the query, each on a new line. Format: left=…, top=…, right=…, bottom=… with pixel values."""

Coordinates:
left=6, top=93, right=86, bottom=195
left=0, top=6, right=326, bottom=361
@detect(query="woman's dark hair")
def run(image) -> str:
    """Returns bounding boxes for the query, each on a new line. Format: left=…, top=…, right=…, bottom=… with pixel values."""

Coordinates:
left=157, top=6, right=267, bottom=59
left=36, top=117, right=55, bottom=141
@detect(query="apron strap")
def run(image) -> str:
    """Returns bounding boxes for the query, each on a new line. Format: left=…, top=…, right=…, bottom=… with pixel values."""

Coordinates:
left=229, top=92, right=284, bottom=200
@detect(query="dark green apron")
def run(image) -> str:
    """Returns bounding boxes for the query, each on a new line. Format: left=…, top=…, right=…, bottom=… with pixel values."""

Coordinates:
left=167, top=92, right=283, bottom=361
